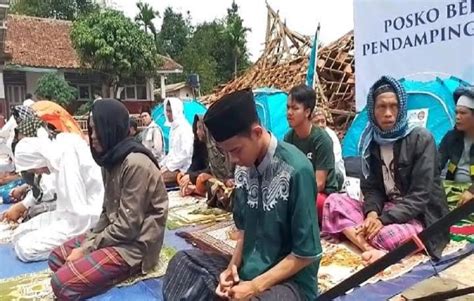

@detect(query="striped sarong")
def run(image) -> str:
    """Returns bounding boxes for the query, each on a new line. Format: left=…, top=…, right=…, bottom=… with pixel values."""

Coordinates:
left=48, top=235, right=133, bottom=300
left=322, top=193, right=423, bottom=251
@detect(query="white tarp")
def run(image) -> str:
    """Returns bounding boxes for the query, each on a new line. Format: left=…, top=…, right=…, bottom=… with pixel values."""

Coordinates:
left=354, top=0, right=474, bottom=111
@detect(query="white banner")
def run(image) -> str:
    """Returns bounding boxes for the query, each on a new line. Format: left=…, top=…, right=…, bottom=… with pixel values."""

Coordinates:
left=354, top=0, right=474, bottom=111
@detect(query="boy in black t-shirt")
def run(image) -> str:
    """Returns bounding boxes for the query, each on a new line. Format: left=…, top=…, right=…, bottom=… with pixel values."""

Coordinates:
left=285, top=84, right=337, bottom=221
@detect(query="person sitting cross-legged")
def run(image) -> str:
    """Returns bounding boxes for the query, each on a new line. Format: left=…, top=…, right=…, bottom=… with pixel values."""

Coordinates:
left=285, top=85, right=338, bottom=222
left=321, top=76, right=450, bottom=265
left=163, top=89, right=322, bottom=301
left=2, top=117, right=57, bottom=224
left=47, top=99, right=169, bottom=300
left=177, top=115, right=235, bottom=210
left=160, top=98, right=194, bottom=186
left=439, top=86, right=474, bottom=206
left=12, top=131, right=104, bottom=262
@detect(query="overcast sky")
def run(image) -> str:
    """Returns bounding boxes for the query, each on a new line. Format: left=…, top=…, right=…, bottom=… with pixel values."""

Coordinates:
left=108, top=0, right=354, bottom=61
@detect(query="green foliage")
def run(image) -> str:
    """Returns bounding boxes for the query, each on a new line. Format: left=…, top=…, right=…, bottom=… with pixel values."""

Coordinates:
left=135, top=1, right=159, bottom=43
left=158, top=3, right=251, bottom=94
left=224, top=1, right=251, bottom=78
left=178, top=22, right=224, bottom=93
left=11, top=0, right=98, bottom=21
left=35, top=73, right=77, bottom=107
left=75, top=99, right=94, bottom=115
left=157, top=7, right=192, bottom=58
left=71, top=9, right=160, bottom=95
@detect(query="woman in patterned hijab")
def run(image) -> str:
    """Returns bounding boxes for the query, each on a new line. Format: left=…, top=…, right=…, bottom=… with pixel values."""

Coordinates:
left=12, top=105, right=35, bottom=124
left=12, top=117, right=51, bottom=153
left=16, top=117, right=49, bottom=139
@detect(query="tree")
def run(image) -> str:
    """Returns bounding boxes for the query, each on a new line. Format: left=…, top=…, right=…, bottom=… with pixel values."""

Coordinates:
left=157, top=7, right=192, bottom=58
left=180, top=46, right=218, bottom=94
left=156, top=4, right=251, bottom=93
left=135, top=1, right=159, bottom=44
left=178, top=22, right=226, bottom=93
left=11, top=0, right=98, bottom=21
left=71, top=9, right=160, bottom=97
left=224, top=1, right=251, bottom=79
left=35, top=73, right=77, bottom=107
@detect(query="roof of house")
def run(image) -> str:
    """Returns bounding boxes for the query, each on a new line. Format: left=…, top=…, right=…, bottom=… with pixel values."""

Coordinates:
left=5, top=15, right=80, bottom=69
left=158, top=56, right=183, bottom=73
left=154, top=82, right=189, bottom=94
left=4, top=14, right=183, bottom=72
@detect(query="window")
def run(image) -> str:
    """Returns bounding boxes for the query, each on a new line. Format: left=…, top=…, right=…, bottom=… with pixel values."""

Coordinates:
left=77, top=85, right=91, bottom=101
left=125, top=86, right=136, bottom=99
left=123, top=84, right=147, bottom=100
left=136, top=85, right=147, bottom=99
left=5, top=85, right=25, bottom=105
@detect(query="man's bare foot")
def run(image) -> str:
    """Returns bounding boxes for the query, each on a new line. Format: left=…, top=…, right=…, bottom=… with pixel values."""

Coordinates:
left=361, top=249, right=387, bottom=266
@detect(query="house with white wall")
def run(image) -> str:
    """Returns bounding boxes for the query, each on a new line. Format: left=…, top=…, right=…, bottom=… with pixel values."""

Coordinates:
left=0, top=14, right=183, bottom=115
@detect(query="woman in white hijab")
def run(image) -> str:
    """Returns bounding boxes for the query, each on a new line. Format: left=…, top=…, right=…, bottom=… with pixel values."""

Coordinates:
left=12, top=133, right=104, bottom=262
left=160, top=98, right=194, bottom=186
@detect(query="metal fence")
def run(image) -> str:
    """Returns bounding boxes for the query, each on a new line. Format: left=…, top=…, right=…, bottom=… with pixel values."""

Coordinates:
left=74, top=114, right=146, bottom=134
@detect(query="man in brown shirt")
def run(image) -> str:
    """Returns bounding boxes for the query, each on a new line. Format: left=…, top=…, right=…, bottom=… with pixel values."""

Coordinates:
left=47, top=99, right=169, bottom=300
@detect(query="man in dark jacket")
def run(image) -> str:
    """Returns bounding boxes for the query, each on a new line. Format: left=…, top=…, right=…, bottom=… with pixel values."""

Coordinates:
left=360, top=76, right=450, bottom=261
left=439, top=86, right=474, bottom=205
left=322, top=76, right=450, bottom=265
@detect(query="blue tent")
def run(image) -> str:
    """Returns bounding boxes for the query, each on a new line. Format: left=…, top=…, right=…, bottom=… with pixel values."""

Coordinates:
left=151, top=99, right=207, bottom=152
left=253, top=88, right=290, bottom=140
left=152, top=88, right=290, bottom=152
left=342, top=76, right=469, bottom=158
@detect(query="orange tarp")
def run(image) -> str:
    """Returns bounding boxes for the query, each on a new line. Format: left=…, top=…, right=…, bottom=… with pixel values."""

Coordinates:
left=32, top=101, right=84, bottom=136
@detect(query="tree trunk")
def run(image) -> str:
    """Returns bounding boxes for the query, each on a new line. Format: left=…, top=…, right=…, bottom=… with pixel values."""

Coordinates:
left=101, top=83, right=108, bottom=98
left=103, top=77, right=118, bottom=98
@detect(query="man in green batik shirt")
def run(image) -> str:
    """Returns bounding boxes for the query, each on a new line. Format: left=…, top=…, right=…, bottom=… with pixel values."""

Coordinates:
left=163, top=89, right=322, bottom=301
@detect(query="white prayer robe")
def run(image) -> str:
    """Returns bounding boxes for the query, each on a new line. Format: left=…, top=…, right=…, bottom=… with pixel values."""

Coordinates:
left=160, top=98, right=194, bottom=172
left=23, top=99, right=35, bottom=107
left=0, top=116, right=17, bottom=150
left=12, top=133, right=104, bottom=262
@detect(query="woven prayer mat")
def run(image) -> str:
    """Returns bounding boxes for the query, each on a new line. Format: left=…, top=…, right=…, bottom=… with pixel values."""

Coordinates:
left=177, top=220, right=237, bottom=256
left=0, top=246, right=177, bottom=300
left=0, top=269, right=53, bottom=301
left=167, top=191, right=203, bottom=210
left=0, top=220, right=18, bottom=245
left=177, top=225, right=443, bottom=293
left=177, top=220, right=469, bottom=294
left=117, top=246, right=176, bottom=287
left=167, top=196, right=231, bottom=230
left=443, top=181, right=474, bottom=243
left=444, top=181, right=473, bottom=220
left=318, top=240, right=469, bottom=294
left=450, top=221, right=474, bottom=243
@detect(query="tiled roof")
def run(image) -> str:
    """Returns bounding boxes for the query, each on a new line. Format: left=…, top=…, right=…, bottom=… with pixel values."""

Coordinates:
left=159, top=55, right=183, bottom=72
left=4, top=15, right=182, bottom=72
left=5, top=15, right=80, bottom=68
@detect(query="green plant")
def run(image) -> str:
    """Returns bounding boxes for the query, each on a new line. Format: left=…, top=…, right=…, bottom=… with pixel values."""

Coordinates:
left=11, top=0, right=98, bottom=21
left=71, top=9, right=160, bottom=97
left=75, top=100, right=94, bottom=115
left=35, top=73, right=77, bottom=107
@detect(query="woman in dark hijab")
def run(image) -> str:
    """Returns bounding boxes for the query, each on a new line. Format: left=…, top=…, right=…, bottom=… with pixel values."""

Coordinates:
left=47, top=99, right=169, bottom=300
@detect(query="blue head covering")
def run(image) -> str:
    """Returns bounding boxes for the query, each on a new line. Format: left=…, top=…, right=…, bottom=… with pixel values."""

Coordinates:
left=359, top=75, right=417, bottom=178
